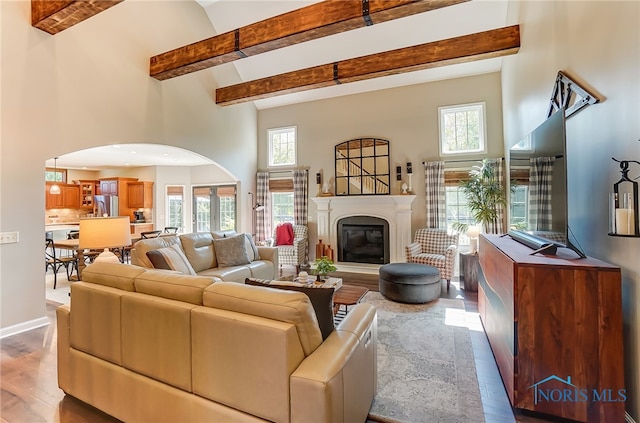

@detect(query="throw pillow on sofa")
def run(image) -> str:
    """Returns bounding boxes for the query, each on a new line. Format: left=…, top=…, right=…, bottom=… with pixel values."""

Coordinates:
left=146, top=243, right=197, bottom=275
left=214, top=235, right=251, bottom=267
left=245, top=278, right=335, bottom=340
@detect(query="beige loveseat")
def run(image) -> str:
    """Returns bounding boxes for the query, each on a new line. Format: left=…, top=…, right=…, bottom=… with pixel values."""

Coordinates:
left=131, top=232, right=278, bottom=282
left=57, top=262, right=378, bottom=423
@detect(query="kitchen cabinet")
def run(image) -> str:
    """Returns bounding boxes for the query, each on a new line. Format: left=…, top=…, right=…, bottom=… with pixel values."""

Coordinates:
left=45, top=183, right=80, bottom=209
left=127, top=181, right=154, bottom=208
left=76, top=180, right=98, bottom=211
left=131, top=223, right=154, bottom=237
left=99, top=179, right=119, bottom=196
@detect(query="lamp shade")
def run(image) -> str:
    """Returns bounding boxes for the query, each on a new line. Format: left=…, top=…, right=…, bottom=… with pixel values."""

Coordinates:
left=79, top=217, right=132, bottom=249
left=467, top=225, right=481, bottom=238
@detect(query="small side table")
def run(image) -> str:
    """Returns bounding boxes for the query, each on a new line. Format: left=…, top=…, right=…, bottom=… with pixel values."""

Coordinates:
left=459, top=252, right=479, bottom=291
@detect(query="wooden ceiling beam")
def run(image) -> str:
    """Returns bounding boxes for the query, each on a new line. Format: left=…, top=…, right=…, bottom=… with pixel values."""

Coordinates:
left=149, top=0, right=470, bottom=81
left=215, top=25, right=520, bottom=106
left=31, top=0, right=123, bottom=35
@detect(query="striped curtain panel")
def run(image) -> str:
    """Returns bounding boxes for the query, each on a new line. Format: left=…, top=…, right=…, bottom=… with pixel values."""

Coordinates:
left=485, top=158, right=506, bottom=234
left=255, top=172, right=271, bottom=242
left=424, top=161, right=446, bottom=229
left=528, top=157, right=555, bottom=231
left=292, top=169, right=309, bottom=225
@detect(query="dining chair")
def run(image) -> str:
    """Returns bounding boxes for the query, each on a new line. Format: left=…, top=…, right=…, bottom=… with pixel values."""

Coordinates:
left=163, top=226, right=179, bottom=234
left=141, top=230, right=163, bottom=239
left=45, top=237, right=78, bottom=289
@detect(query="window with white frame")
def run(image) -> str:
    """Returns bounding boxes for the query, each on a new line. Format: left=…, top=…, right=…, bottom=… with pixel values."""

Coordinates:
left=268, top=126, right=297, bottom=167
left=166, top=186, right=185, bottom=232
left=439, top=102, right=486, bottom=155
left=445, top=185, right=474, bottom=244
left=510, top=184, right=529, bottom=230
left=271, top=192, right=294, bottom=228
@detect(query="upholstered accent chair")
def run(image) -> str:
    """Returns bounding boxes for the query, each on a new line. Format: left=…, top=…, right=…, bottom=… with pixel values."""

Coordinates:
left=273, top=224, right=308, bottom=274
left=405, top=228, right=459, bottom=291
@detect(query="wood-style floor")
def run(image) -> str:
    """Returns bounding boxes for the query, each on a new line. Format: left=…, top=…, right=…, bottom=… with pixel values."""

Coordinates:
left=2, top=268, right=554, bottom=423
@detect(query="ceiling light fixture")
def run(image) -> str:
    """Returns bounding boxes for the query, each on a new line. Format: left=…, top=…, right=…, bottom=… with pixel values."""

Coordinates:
left=49, top=157, right=61, bottom=195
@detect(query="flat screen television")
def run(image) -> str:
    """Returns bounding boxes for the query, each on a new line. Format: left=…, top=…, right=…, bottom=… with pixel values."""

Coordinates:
left=508, top=109, right=585, bottom=257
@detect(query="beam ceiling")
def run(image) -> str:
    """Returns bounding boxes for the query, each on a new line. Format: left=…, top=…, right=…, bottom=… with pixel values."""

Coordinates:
left=215, top=25, right=521, bottom=106
left=149, top=0, right=470, bottom=81
left=31, top=0, right=123, bottom=35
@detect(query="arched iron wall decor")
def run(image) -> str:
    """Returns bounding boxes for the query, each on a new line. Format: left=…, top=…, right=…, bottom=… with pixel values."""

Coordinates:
left=335, top=138, right=390, bottom=195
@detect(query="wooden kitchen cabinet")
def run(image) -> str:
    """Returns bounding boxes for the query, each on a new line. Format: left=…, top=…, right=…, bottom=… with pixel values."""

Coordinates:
left=45, top=183, right=80, bottom=209
left=99, top=179, right=119, bottom=196
left=127, top=181, right=154, bottom=208
left=76, top=180, right=98, bottom=211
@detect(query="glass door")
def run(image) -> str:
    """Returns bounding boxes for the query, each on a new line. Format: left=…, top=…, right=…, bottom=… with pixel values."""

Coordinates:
left=192, top=185, right=237, bottom=232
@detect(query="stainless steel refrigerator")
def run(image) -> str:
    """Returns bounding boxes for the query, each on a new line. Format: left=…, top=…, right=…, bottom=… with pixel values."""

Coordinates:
left=94, top=195, right=119, bottom=217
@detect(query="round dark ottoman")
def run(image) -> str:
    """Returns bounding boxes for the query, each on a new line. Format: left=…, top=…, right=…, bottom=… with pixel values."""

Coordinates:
left=379, top=263, right=441, bottom=303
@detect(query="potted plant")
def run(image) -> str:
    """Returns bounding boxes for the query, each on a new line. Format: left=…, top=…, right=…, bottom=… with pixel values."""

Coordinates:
left=455, top=159, right=509, bottom=234
left=312, top=256, right=337, bottom=281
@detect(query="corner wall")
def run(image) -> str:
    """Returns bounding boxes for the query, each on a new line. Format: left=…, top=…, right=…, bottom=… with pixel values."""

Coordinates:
left=501, top=1, right=640, bottom=418
left=1, top=0, right=257, bottom=334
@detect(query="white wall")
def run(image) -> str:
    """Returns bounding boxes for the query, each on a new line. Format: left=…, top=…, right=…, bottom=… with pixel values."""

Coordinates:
left=1, top=1, right=257, bottom=334
left=258, top=72, right=504, bottom=254
left=502, top=1, right=640, bottom=418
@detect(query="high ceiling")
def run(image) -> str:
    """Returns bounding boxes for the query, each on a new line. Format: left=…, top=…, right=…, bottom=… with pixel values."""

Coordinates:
left=46, top=0, right=511, bottom=169
left=198, top=0, right=510, bottom=109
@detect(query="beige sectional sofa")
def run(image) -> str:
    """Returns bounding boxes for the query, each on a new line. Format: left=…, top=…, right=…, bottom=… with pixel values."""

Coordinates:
left=131, top=232, right=278, bottom=282
left=57, top=262, right=378, bottom=423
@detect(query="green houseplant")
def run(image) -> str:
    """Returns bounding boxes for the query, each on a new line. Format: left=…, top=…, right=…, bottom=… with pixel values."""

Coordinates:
left=455, top=159, right=509, bottom=234
left=313, top=256, right=337, bottom=280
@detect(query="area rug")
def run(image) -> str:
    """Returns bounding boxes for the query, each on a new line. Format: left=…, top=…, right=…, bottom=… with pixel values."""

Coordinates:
left=363, top=292, right=484, bottom=423
left=45, top=272, right=70, bottom=305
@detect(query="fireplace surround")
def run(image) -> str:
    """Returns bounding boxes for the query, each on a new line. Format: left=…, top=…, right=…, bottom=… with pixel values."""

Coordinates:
left=312, top=195, right=415, bottom=271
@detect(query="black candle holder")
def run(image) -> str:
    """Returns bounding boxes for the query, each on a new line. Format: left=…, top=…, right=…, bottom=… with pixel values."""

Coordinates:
left=608, top=158, right=640, bottom=237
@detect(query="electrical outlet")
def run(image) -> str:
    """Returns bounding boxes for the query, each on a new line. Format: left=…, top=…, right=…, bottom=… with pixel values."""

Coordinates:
left=0, top=232, right=19, bottom=244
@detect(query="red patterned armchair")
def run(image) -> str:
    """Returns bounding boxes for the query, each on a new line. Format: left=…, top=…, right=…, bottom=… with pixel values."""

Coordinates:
left=405, top=228, right=459, bottom=290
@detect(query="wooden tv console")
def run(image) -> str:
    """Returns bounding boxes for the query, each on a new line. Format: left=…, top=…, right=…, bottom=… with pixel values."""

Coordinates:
left=478, top=234, right=625, bottom=422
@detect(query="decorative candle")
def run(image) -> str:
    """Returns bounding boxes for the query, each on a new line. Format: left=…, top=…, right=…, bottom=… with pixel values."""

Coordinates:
left=396, top=166, right=402, bottom=181
left=615, top=208, right=635, bottom=235
left=407, top=162, right=413, bottom=174
left=316, top=172, right=322, bottom=185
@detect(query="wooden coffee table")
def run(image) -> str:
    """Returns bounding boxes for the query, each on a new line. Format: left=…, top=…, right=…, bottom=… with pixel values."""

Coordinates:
left=333, top=284, right=369, bottom=316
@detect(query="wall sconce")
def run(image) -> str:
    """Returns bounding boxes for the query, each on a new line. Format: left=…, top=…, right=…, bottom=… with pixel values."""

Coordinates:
left=248, top=192, right=265, bottom=238
left=609, top=158, right=639, bottom=237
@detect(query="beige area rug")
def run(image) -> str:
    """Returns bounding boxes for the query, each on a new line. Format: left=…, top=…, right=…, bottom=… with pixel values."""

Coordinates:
left=363, top=292, right=484, bottom=423
left=45, top=271, right=71, bottom=305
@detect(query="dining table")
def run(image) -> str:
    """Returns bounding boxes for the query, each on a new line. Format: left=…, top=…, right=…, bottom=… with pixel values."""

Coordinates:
left=53, top=237, right=140, bottom=280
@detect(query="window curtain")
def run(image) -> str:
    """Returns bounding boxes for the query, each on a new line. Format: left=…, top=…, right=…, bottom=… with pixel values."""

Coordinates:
left=255, top=172, right=271, bottom=242
left=424, top=161, right=446, bottom=229
left=484, top=158, right=506, bottom=234
left=528, top=157, right=555, bottom=231
left=292, top=169, right=309, bottom=266
left=292, top=169, right=309, bottom=225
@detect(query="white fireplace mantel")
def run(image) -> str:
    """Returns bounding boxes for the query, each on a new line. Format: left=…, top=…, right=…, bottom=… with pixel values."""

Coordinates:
left=311, top=195, right=416, bottom=266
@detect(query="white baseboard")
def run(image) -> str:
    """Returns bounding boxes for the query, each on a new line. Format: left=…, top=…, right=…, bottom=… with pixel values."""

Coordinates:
left=0, top=316, right=50, bottom=339
left=626, top=412, right=637, bottom=423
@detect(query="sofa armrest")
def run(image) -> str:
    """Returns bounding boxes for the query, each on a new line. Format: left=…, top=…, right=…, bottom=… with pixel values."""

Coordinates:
left=56, top=304, right=72, bottom=393
left=444, top=244, right=458, bottom=261
left=405, top=241, right=421, bottom=261
left=290, top=304, right=377, bottom=423
left=257, top=246, right=279, bottom=266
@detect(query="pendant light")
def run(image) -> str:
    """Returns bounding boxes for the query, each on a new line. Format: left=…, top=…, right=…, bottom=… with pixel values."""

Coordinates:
left=49, top=157, right=61, bottom=195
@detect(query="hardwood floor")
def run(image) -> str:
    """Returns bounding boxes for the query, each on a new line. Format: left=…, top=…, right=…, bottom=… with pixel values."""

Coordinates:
left=2, top=268, right=553, bottom=423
